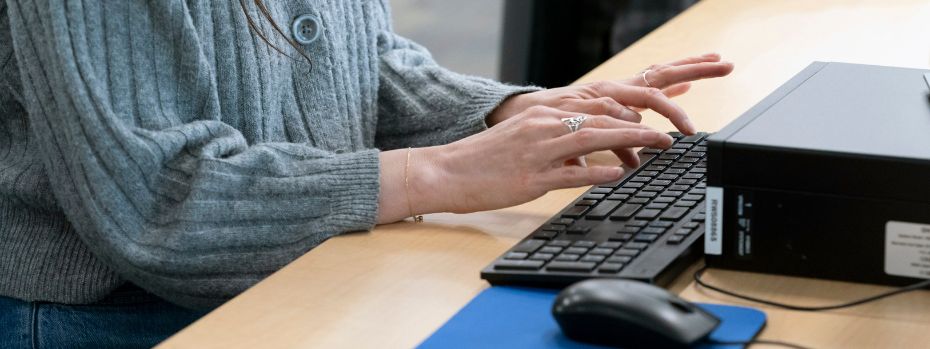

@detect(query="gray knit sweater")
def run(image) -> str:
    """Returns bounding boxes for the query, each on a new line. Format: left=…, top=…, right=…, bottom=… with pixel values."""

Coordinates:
left=0, top=0, right=535, bottom=308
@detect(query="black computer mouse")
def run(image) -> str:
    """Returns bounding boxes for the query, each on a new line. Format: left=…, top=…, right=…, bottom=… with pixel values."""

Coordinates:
left=552, top=279, right=720, bottom=349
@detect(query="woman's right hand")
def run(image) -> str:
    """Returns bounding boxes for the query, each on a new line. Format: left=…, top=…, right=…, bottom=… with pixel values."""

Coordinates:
left=409, top=103, right=676, bottom=215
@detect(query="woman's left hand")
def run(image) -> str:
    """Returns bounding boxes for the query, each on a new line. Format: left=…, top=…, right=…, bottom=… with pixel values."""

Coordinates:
left=488, top=53, right=734, bottom=133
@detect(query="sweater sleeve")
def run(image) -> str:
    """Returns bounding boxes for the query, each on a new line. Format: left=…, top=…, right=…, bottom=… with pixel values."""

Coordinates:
left=373, top=4, right=541, bottom=149
left=7, top=1, right=379, bottom=308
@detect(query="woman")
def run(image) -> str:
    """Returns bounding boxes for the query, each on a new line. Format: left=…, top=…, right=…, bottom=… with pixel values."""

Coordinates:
left=0, top=0, right=732, bottom=347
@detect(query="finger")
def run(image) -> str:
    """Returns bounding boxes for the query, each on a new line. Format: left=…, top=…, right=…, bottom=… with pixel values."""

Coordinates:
left=561, top=97, right=643, bottom=123
left=575, top=115, right=650, bottom=132
left=646, top=61, right=734, bottom=89
left=537, top=165, right=625, bottom=190
left=589, top=82, right=695, bottom=134
left=665, top=52, right=721, bottom=66
left=663, top=82, right=692, bottom=98
left=547, top=127, right=674, bottom=162
left=612, top=147, right=640, bottom=168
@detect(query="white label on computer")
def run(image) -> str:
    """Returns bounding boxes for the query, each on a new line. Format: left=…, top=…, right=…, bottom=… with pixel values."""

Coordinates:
left=885, top=221, right=930, bottom=279
left=705, top=186, right=723, bottom=255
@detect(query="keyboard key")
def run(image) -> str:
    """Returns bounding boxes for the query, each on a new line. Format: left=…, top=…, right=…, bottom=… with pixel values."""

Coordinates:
left=607, top=193, right=630, bottom=201
left=674, top=200, right=698, bottom=207
left=614, top=188, right=637, bottom=194
left=635, top=191, right=658, bottom=199
left=599, top=242, right=623, bottom=249
left=583, top=194, right=606, bottom=200
left=635, top=234, right=659, bottom=242
left=692, top=146, right=707, bottom=152
left=662, top=190, right=684, bottom=197
left=562, top=206, right=588, bottom=218
left=654, top=196, right=675, bottom=203
left=667, top=235, right=686, bottom=244
left=679, top=157, right=700, bottom=164
left=683, top=222, right=700, bottom=229
left=548, top=240, right=572, bottom=247
left=645, top=165, right=667, bottom=171
left=586, top=200, right=623, bottom=220
left=554, top=253, right=581, bottom=261
left=692, top=167, right=707, bottom=173
left=660, top=207, right=690, bottom=220
left=622, top=182, right=645, bottom=189
left=614, top=248, right=640, bottom=256
left=677, top=179, right=699, bottom=186
left=641, top=147, right=662, bottom=154
left=643, top=185, right=666, bottom=192
left=674, top=228, right=693, bottom=236
left=665, top=148, right=686, bottom=154
left=683, top=173, right=703, bottom=179
left=618, top=226, right=641, bottom=234
left=529, top=253, right=555, bottom=261
left=575, top=200, right=598, bottom=206
left=494, top=260, right=544, bottom=270
left=512, top=240, right=545, bottom=253
left=591, top=187, right=612, bottom=194
left=532, top=230, right=558, bottom=240
left=679, top=133, right=707, bottom=143
left=665, top=168, right=686, bottom=174
left=607, top=255, right=632, bottom=264
left=649, top=221, right=674, bottom=228
left=671, top=163, right=693, bottom=169
left=625, top=242, right=649, bottom=250
left=566, top=226, right=590, bottom=235
left=628, top=198, right=649, bottom=204
left=669, top=185, right=691, bottom=192
left=652, top=160, right=672, bottom=166
left=610, top=204, right=642, bottom=220
left=588, top=248, right=614, bottom=255
left=682, top=194, right=703, bottom=201
left=645, top=203, right=668, bottom=210
left=598, top=263, right=625, bottom=273
left=658, top=154, right=680, bottom=160
left=609, top=233, right=634, bottom=241
left=639, top=171, right=659, bottom=177
left=564, top=247, right=589, bottom=255
left=692, top=213, right=706, bottom=221
left=641, top=227, right=666, bottom=235
left=547, top=261, right=596, bottom=272
left=572, top=240, right=597, bottom=248
left=652, top=179, right=673, bottom=185
left=542, top=224, right=565, bottom=231
left=539, top=246, right=563, bottom=254
left=635, top=209, right=661, bottom=219
left=630, top=176, right=651, bottom=182
left=690, top=188, right=707, bottom=195
left=556, top=218, right=575, bottom=225
left=581, top=255, right=606, bottom=263
left=627, top=220, right=649, bottom=227
left=505, top=252, right=528, bottom=259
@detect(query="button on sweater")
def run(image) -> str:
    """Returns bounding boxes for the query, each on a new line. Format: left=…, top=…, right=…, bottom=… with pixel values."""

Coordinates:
left=0, top=0, right=537, bottom=308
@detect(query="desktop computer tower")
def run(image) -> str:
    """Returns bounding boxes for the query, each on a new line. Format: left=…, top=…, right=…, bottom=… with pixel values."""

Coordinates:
left=705, top=62, right=930, bottom=285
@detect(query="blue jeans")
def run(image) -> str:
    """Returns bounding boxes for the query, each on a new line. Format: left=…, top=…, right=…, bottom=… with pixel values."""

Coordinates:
left=0, top=284, right=207, bottom=349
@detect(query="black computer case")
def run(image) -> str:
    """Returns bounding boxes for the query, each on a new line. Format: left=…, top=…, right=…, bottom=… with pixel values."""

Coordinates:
left=705, top=62, right=930, bottom=286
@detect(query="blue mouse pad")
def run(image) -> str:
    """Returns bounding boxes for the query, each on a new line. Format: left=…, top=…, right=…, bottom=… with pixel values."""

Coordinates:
left=418, top=286, right=766, bottom=349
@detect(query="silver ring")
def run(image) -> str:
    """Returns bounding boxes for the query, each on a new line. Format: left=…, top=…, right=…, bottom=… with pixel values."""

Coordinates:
left=642, top=69, right=653, bottom=88
left=560, top=115, right=588, bottom=133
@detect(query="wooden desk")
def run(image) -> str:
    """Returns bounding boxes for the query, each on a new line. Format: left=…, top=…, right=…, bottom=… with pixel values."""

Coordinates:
left=160, top=0, right=930, bottom=348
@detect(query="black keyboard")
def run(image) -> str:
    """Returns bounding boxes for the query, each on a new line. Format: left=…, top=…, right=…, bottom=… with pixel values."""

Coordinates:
left=481, top=132, right=709, bottom=287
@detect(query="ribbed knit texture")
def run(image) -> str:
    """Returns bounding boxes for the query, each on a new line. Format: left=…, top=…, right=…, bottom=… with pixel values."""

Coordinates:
left=0, top=0, right=538, bottom=309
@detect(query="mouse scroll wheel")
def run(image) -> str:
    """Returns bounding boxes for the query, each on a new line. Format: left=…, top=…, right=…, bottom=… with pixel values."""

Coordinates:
left=668, top=299, right=695, bottom=313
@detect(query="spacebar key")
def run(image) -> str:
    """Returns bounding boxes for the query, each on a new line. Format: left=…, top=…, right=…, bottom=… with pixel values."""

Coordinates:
left=494, top=260, right=545, bottom=270
left=546, top=261, right=596, bottom=272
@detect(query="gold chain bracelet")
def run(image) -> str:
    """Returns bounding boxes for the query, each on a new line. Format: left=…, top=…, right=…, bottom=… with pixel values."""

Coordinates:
left=405, top=148, right=424, bottom=223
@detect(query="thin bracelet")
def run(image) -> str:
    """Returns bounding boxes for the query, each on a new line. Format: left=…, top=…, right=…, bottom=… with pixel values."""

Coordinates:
left=405, top=148, right=424, bottom=223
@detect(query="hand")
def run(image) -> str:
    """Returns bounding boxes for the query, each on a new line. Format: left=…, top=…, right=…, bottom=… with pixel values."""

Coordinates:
left=410, top=105, right=675, bottom=215
left=488, top=53, right=734, bottom=130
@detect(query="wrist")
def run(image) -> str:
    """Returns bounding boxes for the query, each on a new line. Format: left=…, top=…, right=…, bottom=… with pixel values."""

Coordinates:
left=407, top=145, right=454, bottom=215
left=486, top=93, right=529, bottom=127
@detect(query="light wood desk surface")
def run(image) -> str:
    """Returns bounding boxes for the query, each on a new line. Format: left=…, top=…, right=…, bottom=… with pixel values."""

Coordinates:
left=160, top=0, right=930, bottom=348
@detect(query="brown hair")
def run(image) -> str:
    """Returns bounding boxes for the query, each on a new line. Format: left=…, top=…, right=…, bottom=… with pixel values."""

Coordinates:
left=238, top=0, right=313, bottom=69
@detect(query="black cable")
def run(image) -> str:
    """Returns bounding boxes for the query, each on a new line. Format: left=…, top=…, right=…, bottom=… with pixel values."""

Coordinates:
left=693, top=265, right=930, bottom=311
left=707, top=339, right=813, bottom=349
